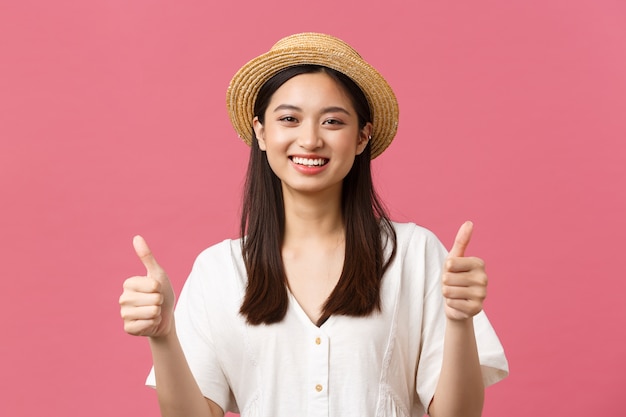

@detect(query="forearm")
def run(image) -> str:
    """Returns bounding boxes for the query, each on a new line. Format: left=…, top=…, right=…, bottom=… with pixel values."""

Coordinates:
left=429, top=318, right=484, bottom=417
left=149, top=323, right=223, bottom=417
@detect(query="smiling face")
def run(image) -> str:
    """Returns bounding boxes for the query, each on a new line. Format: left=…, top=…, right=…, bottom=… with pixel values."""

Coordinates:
left=253, top=71, right=371, bottom=199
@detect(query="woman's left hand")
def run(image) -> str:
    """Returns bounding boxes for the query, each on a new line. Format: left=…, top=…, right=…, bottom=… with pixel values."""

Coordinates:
left=441, top=221, right=488, bottom=321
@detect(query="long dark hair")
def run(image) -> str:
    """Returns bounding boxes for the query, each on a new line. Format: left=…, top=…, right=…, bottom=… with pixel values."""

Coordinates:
left=239, top=65, right=396, bottom=326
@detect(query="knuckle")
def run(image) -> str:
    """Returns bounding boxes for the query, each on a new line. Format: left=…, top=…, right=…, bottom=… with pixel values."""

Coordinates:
left=474, top=273, right=488, bottom=289
left=122, top=278, right=132, bottom=290
left=148, top=293, right=163, bottom=306
left=119, top=290, right=137, bottom=306
left=150, top=279, right=162, bottom=293
left=150, top=305, right=161, bottom=318
left=156, top=293, right=165, bottom=306
left=474, top=271, right=487, bottom=285
left=478, top=288, right=487, bottom=300
left=121, top=308, right=135, bottom=321
left=444, top=258, right=454, bottom=271
left=122, top=276, right=141, bottom=290
left=470, top=300, right=484, bottom=313
left=469, top=287, right=486, bottom=301
left=123, top=322, right=136, bottom=334
left=475, top=257, right=485, bottom=269
left=441, top=285, right=450, bottom=297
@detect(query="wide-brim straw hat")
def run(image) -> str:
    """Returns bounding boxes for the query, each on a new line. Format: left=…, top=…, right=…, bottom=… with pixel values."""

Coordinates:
left=226, top=32, right=399, bottom=159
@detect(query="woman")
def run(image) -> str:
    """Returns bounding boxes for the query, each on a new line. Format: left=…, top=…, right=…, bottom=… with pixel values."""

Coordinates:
left=119, top=33, right=508, bottom=417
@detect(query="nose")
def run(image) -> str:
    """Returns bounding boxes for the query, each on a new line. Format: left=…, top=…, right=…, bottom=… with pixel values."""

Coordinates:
left=296, top=122, right=322, bottom=150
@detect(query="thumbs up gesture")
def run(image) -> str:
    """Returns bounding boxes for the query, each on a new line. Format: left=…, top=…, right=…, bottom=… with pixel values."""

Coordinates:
left=442, top=221, right=488, bottom=321
left=119, top=236, right=176, bottom=338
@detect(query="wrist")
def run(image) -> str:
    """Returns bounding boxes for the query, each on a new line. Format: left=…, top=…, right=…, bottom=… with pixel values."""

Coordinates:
left=148, top=319, right=177, bottom=345
left=445, top=316, right=475, bottom=332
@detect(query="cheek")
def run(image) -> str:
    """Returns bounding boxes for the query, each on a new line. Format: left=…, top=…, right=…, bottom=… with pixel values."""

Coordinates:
left=261, top=136, right=288, bottom=172
left=333, top=132, right=362, bottom=155
left=265, top=148, right=283, bottom=167
left=262, top=125, right=290, bottom=147
left=262, top=136, right=288, bottom=156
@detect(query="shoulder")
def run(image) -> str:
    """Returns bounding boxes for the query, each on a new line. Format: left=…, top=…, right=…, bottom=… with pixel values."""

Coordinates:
left=390, top=221, right=446, bottom=254
left=192, top=237, right=245, bottom=270
left=186, top=237, right=246, bottom=292
left=386, top=221, right=449, bottom=281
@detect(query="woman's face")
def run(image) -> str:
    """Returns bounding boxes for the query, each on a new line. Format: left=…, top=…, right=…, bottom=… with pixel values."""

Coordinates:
left=253, top=72, right=371, bottom=198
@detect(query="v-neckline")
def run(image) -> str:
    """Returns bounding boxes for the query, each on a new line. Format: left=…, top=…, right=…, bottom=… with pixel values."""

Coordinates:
left=287, top=289, right=335, bottom=330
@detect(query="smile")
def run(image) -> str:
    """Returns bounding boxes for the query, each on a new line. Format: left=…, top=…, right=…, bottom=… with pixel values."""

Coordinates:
left=290, top=156, right=329, bottom=167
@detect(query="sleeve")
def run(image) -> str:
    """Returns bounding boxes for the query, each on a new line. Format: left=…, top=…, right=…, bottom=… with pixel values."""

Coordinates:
left=145, top=247, right=238, bottom=413
left=413, top=227, right=509, bottom=412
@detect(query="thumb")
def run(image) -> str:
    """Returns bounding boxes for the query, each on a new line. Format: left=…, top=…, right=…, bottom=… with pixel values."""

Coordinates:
left=448, top=221, right=473, bottom=258
left=133, top=235, right=161, bottom=276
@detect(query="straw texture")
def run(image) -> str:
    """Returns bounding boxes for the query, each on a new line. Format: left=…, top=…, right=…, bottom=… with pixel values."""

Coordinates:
left=226, top=33, right=399, bottom=159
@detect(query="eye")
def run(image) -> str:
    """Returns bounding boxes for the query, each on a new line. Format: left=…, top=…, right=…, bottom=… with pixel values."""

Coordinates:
left=323, top=118, right=344, bottom=125
left=279, top=116, right=298, bottom=123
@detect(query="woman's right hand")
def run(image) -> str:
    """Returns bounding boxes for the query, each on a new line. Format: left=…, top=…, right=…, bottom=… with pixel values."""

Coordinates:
left=119, top=236, right=176, bottom=338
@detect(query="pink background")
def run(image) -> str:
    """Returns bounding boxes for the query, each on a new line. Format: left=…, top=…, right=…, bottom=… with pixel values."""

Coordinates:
left=1, top=0, right=625, bottom=415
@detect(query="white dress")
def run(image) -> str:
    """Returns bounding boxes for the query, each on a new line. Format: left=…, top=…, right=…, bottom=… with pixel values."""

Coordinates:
left=146, top=222, right=509, bottom=416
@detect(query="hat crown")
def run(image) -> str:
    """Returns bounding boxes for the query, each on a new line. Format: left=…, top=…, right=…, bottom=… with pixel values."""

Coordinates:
left=270, top=33, right=362, bottom=59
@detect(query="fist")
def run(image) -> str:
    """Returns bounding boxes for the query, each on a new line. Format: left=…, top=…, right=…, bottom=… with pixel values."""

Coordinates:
left=119, top=236, right=176, bottom=337
left=441, top=221, right=488, bottom=321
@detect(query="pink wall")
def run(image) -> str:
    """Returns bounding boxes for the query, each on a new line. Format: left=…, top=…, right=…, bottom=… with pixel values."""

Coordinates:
left=1, top=1, right=625, bottom=415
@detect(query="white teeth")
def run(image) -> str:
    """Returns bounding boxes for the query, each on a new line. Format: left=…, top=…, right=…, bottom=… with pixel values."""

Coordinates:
left=292, top=157, right=328, bottom=167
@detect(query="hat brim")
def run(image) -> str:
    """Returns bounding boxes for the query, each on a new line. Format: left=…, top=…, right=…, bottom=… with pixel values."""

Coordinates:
left=226, top=40, right=399, bottom=159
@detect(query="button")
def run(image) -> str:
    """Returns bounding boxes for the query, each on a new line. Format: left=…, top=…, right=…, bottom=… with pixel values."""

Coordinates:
left=315, top=384, right=323, bottom=392
left=315, top=337, right=321, bottom=345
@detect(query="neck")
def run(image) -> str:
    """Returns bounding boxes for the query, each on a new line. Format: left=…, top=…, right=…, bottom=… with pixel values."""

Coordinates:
left=281, top=186, right=344, bottom=245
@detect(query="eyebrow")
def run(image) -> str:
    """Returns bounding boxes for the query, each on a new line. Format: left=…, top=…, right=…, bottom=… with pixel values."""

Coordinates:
left=272, top=104, right=352, bottom=116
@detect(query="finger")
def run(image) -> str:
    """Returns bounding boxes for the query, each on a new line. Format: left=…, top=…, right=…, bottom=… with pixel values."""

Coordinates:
left=444, top=256, right=485, bottom=273
left=442, top=270, right=488, bottom=288
left=122, top=276, right=162, bottom=293
left=442, top=284, right=487, bottom=301
left=119, top=288, right=164, bottom=307
left=445, top=298, right=483, bottom=317
left=123, top=317, right=162, bottom=336
left=448, top=221, right=473, bottom=258
left=133, top=235, right=161, bottom=276
left=121, top=305, right=162, bottom=321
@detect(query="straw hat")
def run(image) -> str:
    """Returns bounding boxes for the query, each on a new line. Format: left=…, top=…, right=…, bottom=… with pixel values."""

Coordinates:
left=226, top=32, right=399, bottom=159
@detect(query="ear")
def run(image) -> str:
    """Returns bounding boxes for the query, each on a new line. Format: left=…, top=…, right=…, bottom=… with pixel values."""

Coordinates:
left=253, top=116, right=267, bottom=151
left=356, top=122, right=372, bottom=155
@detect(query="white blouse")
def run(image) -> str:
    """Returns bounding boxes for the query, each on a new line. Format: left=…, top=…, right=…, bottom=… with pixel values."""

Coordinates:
left=147, top=222, right=508, bottom=416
